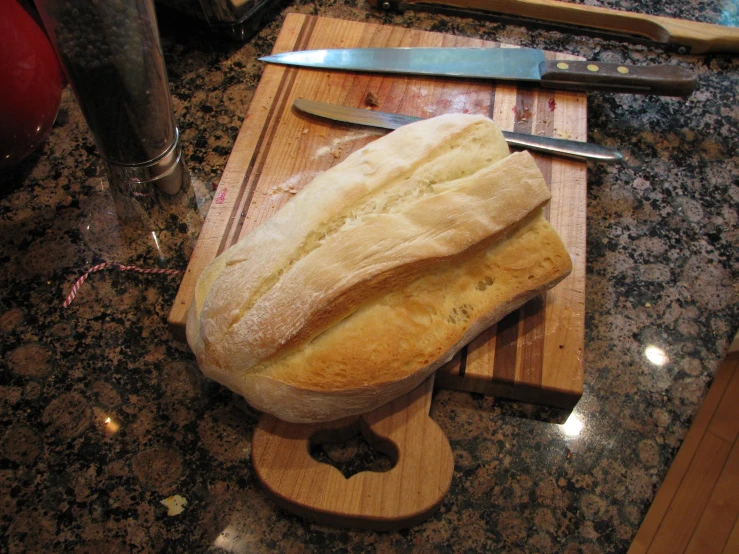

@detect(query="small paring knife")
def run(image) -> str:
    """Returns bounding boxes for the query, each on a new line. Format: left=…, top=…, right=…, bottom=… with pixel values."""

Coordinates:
left=293, top=99, right=624, bottom=163
left=260, top=47, right=697, bottom=97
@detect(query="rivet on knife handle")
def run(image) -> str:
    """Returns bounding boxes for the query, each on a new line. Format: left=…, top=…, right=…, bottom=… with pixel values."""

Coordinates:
left=539, top=60, right=697, bottom=96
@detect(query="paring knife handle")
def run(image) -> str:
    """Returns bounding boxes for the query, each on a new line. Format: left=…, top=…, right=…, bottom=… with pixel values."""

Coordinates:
left=538, top=60, right=697, bottom=96
left=501, top=131, right=623, bottom=163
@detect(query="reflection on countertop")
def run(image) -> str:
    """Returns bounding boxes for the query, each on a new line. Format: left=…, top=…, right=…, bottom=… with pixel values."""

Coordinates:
left=0, top=1, right=737, bottom=552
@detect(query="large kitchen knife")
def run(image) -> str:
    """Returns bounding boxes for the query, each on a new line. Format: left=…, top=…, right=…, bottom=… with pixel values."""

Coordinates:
left=293, top=99, right=623, bottom=163
left=369, top=0, right=739, bottom=55
left=261, top=47, right=696, bottom=96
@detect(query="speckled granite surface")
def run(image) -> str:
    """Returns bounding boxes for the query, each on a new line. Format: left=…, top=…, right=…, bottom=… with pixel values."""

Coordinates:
left=1, top=1, right=737, bottom=552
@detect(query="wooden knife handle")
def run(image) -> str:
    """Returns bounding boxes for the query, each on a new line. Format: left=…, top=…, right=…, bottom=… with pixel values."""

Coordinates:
left=370, top=0, right=739, bottom=54
left=538, top=60, right=697, bottom=96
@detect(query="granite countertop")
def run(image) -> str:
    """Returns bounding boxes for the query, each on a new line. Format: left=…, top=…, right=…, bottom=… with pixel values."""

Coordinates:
left=1, top=0, right=738, bottom=552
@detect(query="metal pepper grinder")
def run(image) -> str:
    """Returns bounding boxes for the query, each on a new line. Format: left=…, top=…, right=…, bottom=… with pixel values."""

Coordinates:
left=33, top=0, right=188, bottom=220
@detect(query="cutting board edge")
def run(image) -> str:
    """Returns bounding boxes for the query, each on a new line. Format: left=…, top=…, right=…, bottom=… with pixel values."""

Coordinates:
left=435, top=370, right=584, bottom=410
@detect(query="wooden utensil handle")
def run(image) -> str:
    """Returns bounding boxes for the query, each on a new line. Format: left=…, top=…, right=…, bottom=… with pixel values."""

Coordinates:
left=251, top=374, right=454, bottom=530
left=371, top=0, right=739, bottom=54
left=538, top=60, right=697, bottom=96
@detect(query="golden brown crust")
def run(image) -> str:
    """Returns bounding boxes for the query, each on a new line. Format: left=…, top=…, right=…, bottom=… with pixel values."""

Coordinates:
left=238, top=211, right=571, bottom=422
left=187, top=114, right=572, bottom=423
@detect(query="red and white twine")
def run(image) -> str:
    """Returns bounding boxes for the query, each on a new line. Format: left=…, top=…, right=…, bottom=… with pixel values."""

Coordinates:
left=63, top=262, right=182, bottom=308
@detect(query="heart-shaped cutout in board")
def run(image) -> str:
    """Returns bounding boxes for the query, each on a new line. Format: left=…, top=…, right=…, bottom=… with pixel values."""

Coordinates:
left=309, top=419, right=398, bottom=479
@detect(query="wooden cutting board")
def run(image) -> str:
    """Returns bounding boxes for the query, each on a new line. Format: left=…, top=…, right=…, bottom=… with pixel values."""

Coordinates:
left=252, top=374, right=454, bottom=530
left=168, top=12, right=587, bottom=410
left=169, top=13, right=587, bottom=529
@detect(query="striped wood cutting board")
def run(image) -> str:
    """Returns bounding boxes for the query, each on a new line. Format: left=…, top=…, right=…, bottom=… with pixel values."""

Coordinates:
left=168, top=12, right=586, bottom=410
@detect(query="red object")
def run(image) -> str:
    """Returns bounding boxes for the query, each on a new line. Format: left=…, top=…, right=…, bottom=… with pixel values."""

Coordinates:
left=63, top=262, right=182, bottom=308
left=0, top=0, right=64, bottom=168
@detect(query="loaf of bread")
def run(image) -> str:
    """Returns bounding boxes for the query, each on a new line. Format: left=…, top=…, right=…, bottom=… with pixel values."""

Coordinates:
left=186, top=114, right=572, bottom=423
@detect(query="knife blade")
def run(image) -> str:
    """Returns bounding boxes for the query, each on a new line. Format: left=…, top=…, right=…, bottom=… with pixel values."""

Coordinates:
left=293, top=99, right=623, bottom=163
left=260, top=47, right=696, bottom=96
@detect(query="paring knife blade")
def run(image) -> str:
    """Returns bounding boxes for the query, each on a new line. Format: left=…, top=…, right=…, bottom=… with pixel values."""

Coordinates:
left=260, top=47, right=696, bottom=96
left=293, top=98, right=624, bottom=163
